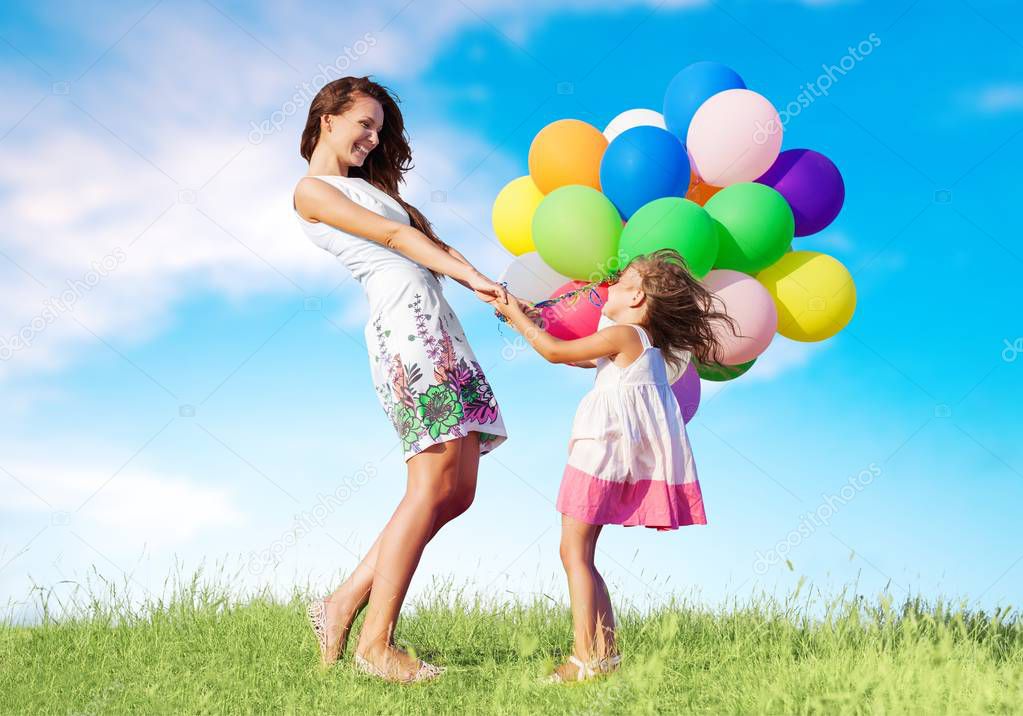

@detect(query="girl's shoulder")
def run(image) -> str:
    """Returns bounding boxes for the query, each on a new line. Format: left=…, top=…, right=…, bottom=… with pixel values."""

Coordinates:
left=595, top=323, right=645, bottom=341
left=595, top=323, right=643, bottom=354
left=595, top=324, right=649, bottom=370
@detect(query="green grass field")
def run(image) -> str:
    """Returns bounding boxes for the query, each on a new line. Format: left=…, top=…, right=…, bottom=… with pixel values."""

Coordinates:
left=2, top=572, right=1021, bottom=715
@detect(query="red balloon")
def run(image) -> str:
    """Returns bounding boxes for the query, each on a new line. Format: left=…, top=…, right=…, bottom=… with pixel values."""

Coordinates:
left=541, top=280, right=609, bottom=340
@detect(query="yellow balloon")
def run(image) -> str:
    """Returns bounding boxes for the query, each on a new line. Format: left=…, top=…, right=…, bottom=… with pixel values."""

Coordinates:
left=756, top=250, right=856, bottom=342
left=492, top=176, right=544, bottom=255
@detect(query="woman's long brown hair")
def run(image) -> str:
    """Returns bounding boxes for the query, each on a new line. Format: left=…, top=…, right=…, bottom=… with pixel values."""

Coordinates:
left=300, top=76, right=449, bottom=275
left=626, top=248, right=743, bottom=376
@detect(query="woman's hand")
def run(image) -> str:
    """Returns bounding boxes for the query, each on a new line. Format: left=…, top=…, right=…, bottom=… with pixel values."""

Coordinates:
left=468, top=271, right=509, bottom=305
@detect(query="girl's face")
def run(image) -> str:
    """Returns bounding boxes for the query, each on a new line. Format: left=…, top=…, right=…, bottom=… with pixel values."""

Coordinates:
left=602, top=265, right=644, bottom=320
left=321, top=94, right=384, bottom=169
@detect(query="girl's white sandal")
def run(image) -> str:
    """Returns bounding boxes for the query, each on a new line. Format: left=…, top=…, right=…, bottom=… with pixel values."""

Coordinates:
left=546, top=653, right=622, bottom=683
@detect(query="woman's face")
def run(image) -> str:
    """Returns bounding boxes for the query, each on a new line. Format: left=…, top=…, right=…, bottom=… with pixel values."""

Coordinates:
left=323, top=94, right=384, bottom=168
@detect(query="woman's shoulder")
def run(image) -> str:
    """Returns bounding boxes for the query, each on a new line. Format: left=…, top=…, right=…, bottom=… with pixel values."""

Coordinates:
left=295, top=174, right=363, bottom=200
left=295, top=175, right=377, bottom=222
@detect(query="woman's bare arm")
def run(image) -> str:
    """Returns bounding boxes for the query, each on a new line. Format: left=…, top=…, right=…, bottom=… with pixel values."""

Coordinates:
left=296, top=177, right=483, bottom=286
left=442, top=244, right=476, bottom=291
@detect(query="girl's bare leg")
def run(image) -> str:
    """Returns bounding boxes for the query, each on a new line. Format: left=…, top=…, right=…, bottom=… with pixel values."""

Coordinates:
left=557, top=516, right=617, bottom=680
left=559, top=516, right=601, bottom=669
left=588, top=526, right=616, bottom=657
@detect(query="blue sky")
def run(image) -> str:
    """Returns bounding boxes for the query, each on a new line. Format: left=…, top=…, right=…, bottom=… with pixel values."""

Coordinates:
left=1, top=0, right=1021, bottom=621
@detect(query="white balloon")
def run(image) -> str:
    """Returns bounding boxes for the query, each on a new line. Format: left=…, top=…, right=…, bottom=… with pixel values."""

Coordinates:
left=499, top=252, right=573, bottom=304
left=666, top=355, right=686, bottom=385
left=602, top=108, right=666, bottom=142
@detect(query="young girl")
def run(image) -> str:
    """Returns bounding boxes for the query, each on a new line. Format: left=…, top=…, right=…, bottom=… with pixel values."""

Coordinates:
left=493, top=248, right=736, bottom=683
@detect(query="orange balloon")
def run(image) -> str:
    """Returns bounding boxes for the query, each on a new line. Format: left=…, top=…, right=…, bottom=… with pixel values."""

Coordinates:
left=528, top=119, right=607, bottom=194
left=687, top=170, right=722, bottom=206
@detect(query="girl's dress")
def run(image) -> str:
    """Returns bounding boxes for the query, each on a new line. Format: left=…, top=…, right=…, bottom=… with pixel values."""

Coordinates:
left=556, top=321, right=706, bottom=530
left=295, top=175, right=508, bottom=462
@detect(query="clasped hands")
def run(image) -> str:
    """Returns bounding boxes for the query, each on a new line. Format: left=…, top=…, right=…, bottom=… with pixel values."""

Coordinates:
left=467, top=272, right=539, bottom=324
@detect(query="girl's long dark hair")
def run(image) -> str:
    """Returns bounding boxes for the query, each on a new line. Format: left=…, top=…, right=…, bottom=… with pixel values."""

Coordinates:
left=300, top=76, right=449, bottom=267
left=626, top=248, right=743, bottom=376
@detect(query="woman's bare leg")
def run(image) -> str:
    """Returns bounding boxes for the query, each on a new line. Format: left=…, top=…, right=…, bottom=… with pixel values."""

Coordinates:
left=321, top=433, right=480, bottom=662
left=352, top=433, right=480, bottom=678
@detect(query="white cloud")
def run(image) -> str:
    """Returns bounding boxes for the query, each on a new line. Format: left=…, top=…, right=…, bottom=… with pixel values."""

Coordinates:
left=808, top=229, right=854, bottom=253
left=697, top=334, right=829, bottom=401
left=971, top=83, right=1023, bottom=114
left=2, top=0, right=735, bottom=390
left=744, top=334, right=830, bottom=381
left=0, top=0, right=560, bottom=388
left=1, top=460, right=244, bottom=545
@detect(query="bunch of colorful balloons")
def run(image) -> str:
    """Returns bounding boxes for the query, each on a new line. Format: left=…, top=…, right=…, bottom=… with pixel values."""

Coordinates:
left=493, top=61, right=856, bottom=424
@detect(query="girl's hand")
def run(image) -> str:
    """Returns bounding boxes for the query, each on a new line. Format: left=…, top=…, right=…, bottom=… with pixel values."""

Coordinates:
left=468, top=272, right=508, bottom=305
left=495, top=293, right=530, bottom=319
left=521, top=300, right=542, bottom=324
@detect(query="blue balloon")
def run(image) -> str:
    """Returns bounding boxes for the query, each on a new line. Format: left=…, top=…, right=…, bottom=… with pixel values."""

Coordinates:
left=599, top=126, right=690, bottom=220
left=663, top=61, right=746, bottom=142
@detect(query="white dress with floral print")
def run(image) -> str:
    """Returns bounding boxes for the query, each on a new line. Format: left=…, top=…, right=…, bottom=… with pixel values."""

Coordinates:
left=295, top=175, right=508, bottom=461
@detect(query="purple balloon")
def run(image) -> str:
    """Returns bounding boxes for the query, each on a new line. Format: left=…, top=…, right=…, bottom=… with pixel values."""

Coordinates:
left=756, top=149, right=845, bottom=237
left=670, top=362, right=701, bottom=424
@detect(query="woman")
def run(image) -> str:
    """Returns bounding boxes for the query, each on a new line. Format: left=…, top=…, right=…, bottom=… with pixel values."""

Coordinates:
left=294, top=76, right=509, bottom=683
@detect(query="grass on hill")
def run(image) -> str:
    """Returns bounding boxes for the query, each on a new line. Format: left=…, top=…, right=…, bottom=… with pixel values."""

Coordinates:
left=1, top=569, right=1021, bottom=714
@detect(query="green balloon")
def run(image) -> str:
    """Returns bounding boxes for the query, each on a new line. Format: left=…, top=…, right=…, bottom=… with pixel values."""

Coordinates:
left=532, top=185, right=622, bottom=280
left=695, top=358, right=756, bottom=381
left=705, top=182, right=794, bottom=274
left=617, top=197, right=717, bottom=278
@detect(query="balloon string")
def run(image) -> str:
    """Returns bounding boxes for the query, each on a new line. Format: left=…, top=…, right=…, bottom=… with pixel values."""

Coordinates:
left=493, top=270, right=619, bottom=327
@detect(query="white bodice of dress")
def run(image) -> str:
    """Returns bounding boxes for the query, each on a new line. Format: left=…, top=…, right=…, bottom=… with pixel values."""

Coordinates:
left=594, top=314, right=690, bottom=386
left=295, top=175, right=439, bottom=311
left=569, top=317, right=691, bottom=469
left=592, top=325, right=668, bottom=389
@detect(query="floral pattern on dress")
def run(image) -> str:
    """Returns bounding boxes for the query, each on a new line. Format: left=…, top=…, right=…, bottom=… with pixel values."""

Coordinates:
left=372, top=293, right=502, bottom=456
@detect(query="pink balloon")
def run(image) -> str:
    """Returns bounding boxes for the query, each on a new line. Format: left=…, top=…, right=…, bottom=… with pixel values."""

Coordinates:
left=701, top=269, right=777, bottom=364
left=686, top=89, right=782, bottom=187
left=542, top=280, right=609, bottom=340
left=670, top=361, right=701, bottom=424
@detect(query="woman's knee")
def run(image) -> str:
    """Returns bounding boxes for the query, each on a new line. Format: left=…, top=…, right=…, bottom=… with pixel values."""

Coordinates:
left=407, top=445, right=460, bottom=504
left=445, top=484, right=476, bottom=519
left=427, top=484, right=476, bottom=528
left=408, top=476, right=458, bottom=513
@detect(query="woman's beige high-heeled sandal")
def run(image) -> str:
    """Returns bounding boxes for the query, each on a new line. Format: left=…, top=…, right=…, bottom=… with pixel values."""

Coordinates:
left=306, top=598, right=333, bottom=665
left=546, top=653, right=622, bottom=683
left=353, top=652, right=445, bottom=683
